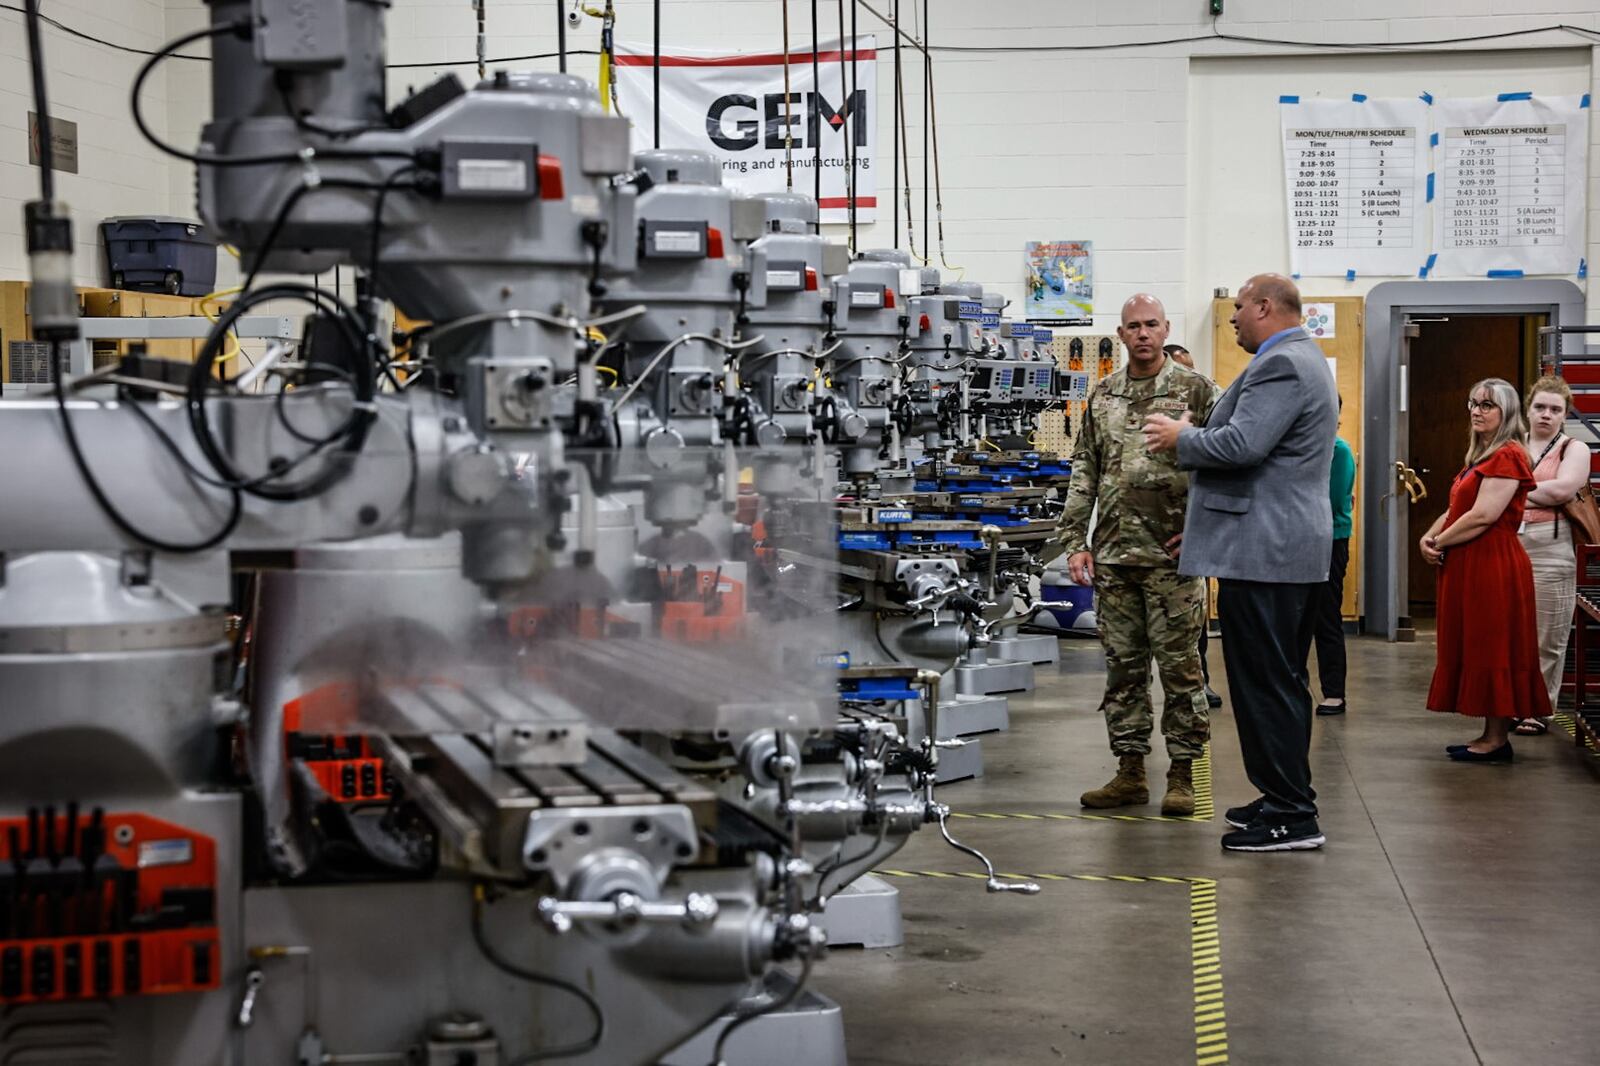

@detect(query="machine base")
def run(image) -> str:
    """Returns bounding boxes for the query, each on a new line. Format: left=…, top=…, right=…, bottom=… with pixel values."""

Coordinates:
left=953, top=656, right=1034, bottom=696
left=822, top=874, right=903, bottom=949
left=940, top=693, right=1010, bottom=737
left=657, top=970, right=848, bottom=1066
left=991, top=631, right=1060, bottom=667
left=934, top=737, right=983, bottom=783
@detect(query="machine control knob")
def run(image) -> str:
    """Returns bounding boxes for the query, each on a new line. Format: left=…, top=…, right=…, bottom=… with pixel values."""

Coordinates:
left=838, top=411, right=868, bottom=440
left=446, top=445, right=513, bottom=506
left=754, top=420, right=788, bottom=447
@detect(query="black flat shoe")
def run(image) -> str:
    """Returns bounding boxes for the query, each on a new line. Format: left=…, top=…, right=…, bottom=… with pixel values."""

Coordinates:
left=1316, top=701, right=1347, bottom=716
left=1445, top=744, right=1468, bottom=754
left=1447, top=743, right=1514, bottom=763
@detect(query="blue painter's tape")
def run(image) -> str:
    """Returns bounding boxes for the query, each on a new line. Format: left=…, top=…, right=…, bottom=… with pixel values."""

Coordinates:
left=1345, top=269, right=1356, bottom=282
left=1419, top=253, right=1438, bottom=279
left=1584, top=94, right=1592, bottom=109
left=1426, top=173, right=1435, bottom=202
left=1487, top=269, right=1524, bottom=278
left=1497, top=91, right=1533, bottom=102
left=1580, top=258, right=1588, bottom=279
left=1291, top=273, right=1301, bottom=280
left=1352, top=93, right=1368, bottom=102
left=1279, top=94, right=1300, bottom=104
left=1420, top=91, right=1434, bottom=105
left=1430, top=132, right=1439, bottom=147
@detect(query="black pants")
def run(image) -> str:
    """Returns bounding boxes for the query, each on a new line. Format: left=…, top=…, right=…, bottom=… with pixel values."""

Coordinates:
left=1313, top=538, right=1350, bottom=700
left=1217, top=579, right=1320, bottom=822
left=1198, top=625, right=1211, bottom=686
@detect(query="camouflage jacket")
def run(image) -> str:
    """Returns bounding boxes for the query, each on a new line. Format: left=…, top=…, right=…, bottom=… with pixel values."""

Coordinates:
left=1057, top=357, right=1220, bottom=567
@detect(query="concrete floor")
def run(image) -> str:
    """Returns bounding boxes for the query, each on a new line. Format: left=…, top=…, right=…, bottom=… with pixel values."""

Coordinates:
left=811, top=634, right=1600, bottom=1066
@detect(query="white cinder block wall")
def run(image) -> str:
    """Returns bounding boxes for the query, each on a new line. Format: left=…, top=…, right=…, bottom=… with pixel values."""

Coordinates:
left=0, top=0, right=182, bottom=286
left=6, top=1, right=1600, bottom=368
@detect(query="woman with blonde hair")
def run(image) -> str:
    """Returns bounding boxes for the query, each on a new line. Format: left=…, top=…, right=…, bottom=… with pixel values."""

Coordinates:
left=1516, top=375, right=1591, bottom=734
left=1421, top=377, right=1550, bottom=759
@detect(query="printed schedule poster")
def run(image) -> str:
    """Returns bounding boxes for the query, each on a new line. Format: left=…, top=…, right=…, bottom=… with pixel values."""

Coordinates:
left=1433, top=94, right=1589, bottom=277
left=1281, top=96, right=1429, bottom=277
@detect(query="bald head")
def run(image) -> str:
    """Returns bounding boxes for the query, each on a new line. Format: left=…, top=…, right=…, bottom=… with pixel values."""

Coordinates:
left=1117, top=293, right=1171, bottom=375
left=1244, top=273, right=1302, bottom=316
left=1231, top=274, right=1304, bottom=354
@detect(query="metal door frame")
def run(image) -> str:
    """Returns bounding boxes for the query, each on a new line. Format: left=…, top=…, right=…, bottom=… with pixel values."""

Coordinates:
left=1362, top=279, right=1586, bottom=641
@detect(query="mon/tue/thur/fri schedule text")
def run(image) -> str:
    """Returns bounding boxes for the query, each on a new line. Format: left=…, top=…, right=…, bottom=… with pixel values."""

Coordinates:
left=1285, top=125, right=1426, bottom=276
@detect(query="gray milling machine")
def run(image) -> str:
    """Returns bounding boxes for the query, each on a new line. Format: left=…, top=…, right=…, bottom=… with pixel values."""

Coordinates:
left=1, top=3, right=1046, bottom=1063
left=0, top=6, right=1018, bottom=1066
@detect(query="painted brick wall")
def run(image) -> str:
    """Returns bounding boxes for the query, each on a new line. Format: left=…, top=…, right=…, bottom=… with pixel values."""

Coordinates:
left=0, top=0, right=180, bottom=286
left=6, top=1, right=1600, bottom=345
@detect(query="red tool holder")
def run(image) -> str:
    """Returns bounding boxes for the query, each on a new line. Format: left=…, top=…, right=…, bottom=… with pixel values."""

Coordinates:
left=0, top=812, right=219, bottom=1004
left=283, top=685, right=394, bottom=804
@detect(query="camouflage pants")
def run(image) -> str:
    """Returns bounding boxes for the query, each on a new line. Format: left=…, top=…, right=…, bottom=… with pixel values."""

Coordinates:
left=1092, top=563, right=1210, bottom=759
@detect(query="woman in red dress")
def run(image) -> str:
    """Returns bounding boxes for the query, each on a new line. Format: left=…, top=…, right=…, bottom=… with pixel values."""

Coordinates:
left=1422, top=377, right=1550, bottom=760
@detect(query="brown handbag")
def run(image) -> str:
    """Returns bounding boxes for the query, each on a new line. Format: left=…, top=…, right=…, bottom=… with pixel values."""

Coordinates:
left=1558, top=440, right=1600, bottom=545
left=1563, top=482, right=1600, bottom=546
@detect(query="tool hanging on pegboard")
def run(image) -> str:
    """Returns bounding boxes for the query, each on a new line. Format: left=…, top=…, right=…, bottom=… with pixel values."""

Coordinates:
left=1031, top=332, right=1119, bottom=456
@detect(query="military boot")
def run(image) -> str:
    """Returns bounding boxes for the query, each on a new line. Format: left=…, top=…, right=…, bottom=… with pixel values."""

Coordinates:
left=1080, top=754, right=1148, bottom=808
left=1161, top=759, right=1196, bottom=817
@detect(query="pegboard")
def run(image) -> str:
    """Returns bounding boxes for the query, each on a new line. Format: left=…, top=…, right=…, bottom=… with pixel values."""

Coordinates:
left=1034, top=333, right=1121, bottom=455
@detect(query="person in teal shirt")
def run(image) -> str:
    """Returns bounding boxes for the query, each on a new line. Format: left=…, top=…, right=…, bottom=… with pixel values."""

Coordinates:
left=1314, top=423, right=1357, bottom=715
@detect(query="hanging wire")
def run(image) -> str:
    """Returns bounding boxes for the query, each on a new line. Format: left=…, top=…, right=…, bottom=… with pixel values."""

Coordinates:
left=781, top=0, right=794, bottom=188
left=919, top=0, right=929, bottom=252
left=848, top=0, right=859, bottom=248
left=835, top=0, right=852, bottom=253
left=925, top=54, right=961, bottom=275
left=474, top=0, right=487, bottom=81
left=892, top=18, right=922, bottom=263
left=810, top=0, right=822, bottom=224
left=891, top=0, right=900, bottom=249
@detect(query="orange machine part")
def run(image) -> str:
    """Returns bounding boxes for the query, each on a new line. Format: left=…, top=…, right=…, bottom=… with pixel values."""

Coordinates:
left=0, top=813, right=219, bottom=1003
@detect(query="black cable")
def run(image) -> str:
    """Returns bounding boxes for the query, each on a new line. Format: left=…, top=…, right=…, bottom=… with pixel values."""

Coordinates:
left=367, top=166, right=422, bottom=279
left=8, top=2, right=1597, bottom=64
left=891, top=0, right=899, bottom=250
left=810, top=0, right=821, bottom=224
left=23, top=0, right=53, bottom=201
left=242, top=176, right=415, bottom=294
left=708, top=956, right=815, bottom=1066
left=470, top=888, right=604, bottom=1061
left=556, top=0, right=568, bottom=73
left=921, top=0, right=928, bottom=248
left=50, top=344, right=243, bottom=553
left=187, top=285, right=377, bottom=502
left=848, top=0, right=858, bottom=249
left=652, top=0, right=662, bottom=149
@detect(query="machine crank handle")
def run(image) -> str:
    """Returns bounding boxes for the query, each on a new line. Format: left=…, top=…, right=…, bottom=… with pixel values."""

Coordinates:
left=236, top=967, right=264, bottom=1028
left=932, top=805, right=1042, bottom=896
left=536, top=891, right=719, bottom=935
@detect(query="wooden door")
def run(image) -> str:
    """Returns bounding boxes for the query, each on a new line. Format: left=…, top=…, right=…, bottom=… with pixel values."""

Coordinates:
left=1405, top=315, right=1535, bottom=614
left=1210, top=296, right=1364, bottom=621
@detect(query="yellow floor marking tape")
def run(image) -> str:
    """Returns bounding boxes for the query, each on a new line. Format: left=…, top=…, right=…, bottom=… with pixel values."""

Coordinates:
left=875, top=869, right=1230, bottom=1064
left=950, top=745, right=1217, bottom=824
left=1551, top=712, right=1600, bottom=756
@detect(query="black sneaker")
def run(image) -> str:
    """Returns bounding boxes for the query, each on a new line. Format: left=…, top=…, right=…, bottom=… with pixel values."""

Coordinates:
left=1221, top=818, right=1325, bottom=852
left=1223, top=798, right=1263, bottom=829
left=1205, top=686, right=1223, bottom=709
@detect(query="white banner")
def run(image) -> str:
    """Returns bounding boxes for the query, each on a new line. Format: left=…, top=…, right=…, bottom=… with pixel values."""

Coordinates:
left=614, top=38, right=877, bottom=224
left=1432, top=94, right=1589, bottom=277
left=1281, top=96, right=1430, bottom=277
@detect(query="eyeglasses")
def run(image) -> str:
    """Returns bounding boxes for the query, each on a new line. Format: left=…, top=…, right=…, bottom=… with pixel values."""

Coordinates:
left=1465, top=399, right=1499, bottom=413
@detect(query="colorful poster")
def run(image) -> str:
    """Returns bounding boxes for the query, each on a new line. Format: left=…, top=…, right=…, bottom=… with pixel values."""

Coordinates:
left=1024, top=241, right=1093, bottom=325
left=1432, top=94, right=1589, bottom=277
left=1302, top=302, right=1337, bottom=338
left=614, top=38, right=877, bottom=224
left=1280, top=96, right=1430, bottom=277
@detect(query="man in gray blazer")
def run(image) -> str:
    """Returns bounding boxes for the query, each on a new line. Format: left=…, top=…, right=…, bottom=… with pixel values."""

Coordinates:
left=1142, top=274, right=1338, bottom=852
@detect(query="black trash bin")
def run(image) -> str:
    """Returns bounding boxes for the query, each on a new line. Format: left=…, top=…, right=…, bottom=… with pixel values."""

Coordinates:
left=100, top=216, right=219, bottom=297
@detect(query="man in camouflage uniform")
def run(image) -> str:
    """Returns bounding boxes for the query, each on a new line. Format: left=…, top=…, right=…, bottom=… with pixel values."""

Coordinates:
left=1055, top=294, right=1219, bottom=815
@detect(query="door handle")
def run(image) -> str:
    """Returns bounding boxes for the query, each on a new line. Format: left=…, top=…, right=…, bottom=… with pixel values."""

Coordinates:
left=1395, top=461, right=1428, bottom=503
